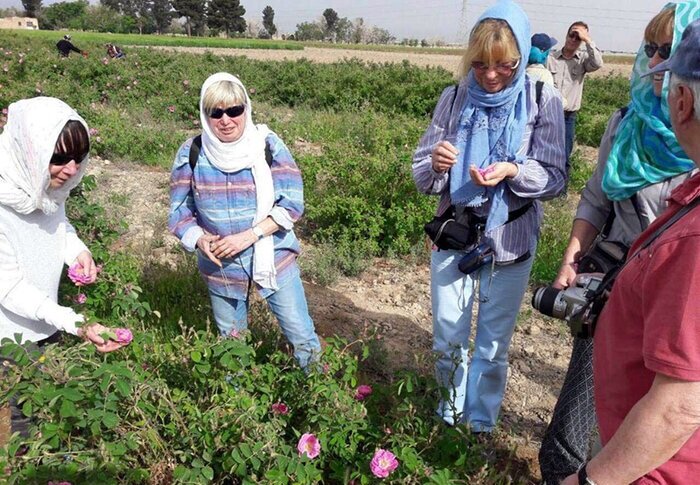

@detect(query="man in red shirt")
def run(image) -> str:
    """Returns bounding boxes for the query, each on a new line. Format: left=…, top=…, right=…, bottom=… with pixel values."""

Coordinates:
left=562, top=19, right=700, bottom=485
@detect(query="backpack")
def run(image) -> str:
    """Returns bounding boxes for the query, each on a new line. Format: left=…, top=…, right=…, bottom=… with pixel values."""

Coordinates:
left=188, top=134, right=273, bottom=170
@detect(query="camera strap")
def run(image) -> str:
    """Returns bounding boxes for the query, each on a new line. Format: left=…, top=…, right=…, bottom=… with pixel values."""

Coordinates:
left=587, top=196, right=700, bottom=303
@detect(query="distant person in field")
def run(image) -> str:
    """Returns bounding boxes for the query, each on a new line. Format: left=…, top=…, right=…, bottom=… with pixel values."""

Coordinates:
left=548, top=21, right=603, bottom=174
left=527, top=33, right=558, bottom=91
left=413, top=0, right=565, bottom=433
left=539, top=4, right=700, bottom=484
left=0, top=97, right=125, bottom=437
left=168, top=73, right=322, bottom=372
left=105, top=43, right=125, bottom=59
left=56, top=35, right=87, bottom=58
left=561, top=17, right=700, bottom=485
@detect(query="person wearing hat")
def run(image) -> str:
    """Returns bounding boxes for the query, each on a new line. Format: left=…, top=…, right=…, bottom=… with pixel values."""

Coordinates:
left=547, top=21, right=603, bottom=176
left=527, top=33, right=559, bottom=96
left=56, top=35, right=87, bottom=58
left=561, top=17, right=700, bottom=485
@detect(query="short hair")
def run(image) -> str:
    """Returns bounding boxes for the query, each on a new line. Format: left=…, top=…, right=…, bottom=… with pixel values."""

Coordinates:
left=567, top=21, right=589, bottom=33
left=202, top=80, right=246, bottom=115
left=459, top=19, right=520, bottom=78
left=54, top=120, right=89, bottom=162
left=669, top=74, right=700, bottom=122
left=644, top=7, right=675, bottom=44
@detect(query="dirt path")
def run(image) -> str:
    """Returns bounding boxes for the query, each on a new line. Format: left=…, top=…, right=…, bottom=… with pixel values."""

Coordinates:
left=146, top=45, right=632, bottom=79
left=87, top=148, right=585, bottom=481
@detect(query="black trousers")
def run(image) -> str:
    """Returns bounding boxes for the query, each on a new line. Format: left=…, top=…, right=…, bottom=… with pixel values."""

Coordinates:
left=539, top=337, right=596, bottom=484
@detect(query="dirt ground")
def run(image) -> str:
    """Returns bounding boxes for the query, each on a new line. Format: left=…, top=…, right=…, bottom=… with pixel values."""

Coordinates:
left=87, top=140, right=586, bottom=481
left=148, top=45, right=633, bottom=79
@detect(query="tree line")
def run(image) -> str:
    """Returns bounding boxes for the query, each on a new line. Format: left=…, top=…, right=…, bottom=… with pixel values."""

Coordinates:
left=3, top=1, right=441, bottom=46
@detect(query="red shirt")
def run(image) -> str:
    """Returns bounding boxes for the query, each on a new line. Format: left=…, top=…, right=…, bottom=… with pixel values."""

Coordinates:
left=594, top=172, right=700, bottom=484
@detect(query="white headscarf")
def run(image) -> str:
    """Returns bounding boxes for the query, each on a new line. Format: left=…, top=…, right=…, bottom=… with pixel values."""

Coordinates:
left=199, top=73, right=278, bottom=290
left=0, top=97, right=89, bottom=215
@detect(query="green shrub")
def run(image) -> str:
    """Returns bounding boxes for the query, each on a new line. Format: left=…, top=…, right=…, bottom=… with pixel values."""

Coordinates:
left=577, top=75, right=630, bottom=147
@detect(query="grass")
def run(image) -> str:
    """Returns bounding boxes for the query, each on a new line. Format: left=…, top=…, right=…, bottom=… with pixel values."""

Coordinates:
left=5, top=28, right=304, bottom=50
left=301, top=40, right=465, bottom=56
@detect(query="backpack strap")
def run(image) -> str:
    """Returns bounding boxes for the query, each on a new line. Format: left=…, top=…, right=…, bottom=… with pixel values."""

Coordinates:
left=535, top=80, right=544, bottom=107
left=188, top=134, right=273, bottom=171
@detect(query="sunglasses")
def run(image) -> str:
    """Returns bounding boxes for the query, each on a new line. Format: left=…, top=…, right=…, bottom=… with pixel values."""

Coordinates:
left=471, top=59, right=520, bottom=75
left=567, top=32, right=580, bottom=40
left=644, top=42, right=672, bottom=60
left=208, top=105, right=245, bottom=119
left=50, top=153, right=85, bottom=166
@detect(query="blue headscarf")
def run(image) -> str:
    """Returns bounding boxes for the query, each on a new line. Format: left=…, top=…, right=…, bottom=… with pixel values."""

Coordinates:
left=528, top=46, right=549, bottom=65
left=602, top=1, right=699, bottom=201
left=449, top=0, right=531, bottom=232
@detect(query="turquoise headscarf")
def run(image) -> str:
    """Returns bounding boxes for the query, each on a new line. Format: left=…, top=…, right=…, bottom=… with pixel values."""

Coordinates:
left=602, top=1, right=700, bottom=201
left=528, top=46, right=549, bottom=65
left=450, top=0, right=531, bottom=232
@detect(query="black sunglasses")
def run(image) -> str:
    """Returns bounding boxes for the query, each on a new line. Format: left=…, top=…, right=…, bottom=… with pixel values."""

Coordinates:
left=644, top=42, right=672, bottom=60
left=50, top=153, right=85, bottom=166
left=208, top=105, right=245, bottom=119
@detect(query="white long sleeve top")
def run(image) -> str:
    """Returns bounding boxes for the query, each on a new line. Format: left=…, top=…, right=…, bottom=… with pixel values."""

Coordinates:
left=0, top=202, right=87, bottom=343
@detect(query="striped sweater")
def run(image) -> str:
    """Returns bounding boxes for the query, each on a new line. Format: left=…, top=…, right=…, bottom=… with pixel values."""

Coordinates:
left=169, top=132, right=304, bottom=299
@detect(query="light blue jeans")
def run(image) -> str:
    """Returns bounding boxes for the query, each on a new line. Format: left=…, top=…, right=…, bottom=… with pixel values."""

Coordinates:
left=431, top=244, right=535, bottom=431
left=209, top=273, right=321, bottom=370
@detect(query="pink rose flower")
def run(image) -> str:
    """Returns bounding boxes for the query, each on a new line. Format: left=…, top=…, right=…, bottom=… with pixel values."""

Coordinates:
left=74, top=293, right=87, bottom=304
left=297, top=433, right=320, bottom=459
left=182, top=79, right=190, bottom=87
left=168, top=105, right=176, bottom=113
left=370, top=449, right=399, bottom=478
left=114, top=328, right=133, bottom=345
left=89, top=128, right=99, bottom=137
left=229, top=328, right=241, bottom=339
left=102, top=58, right=109, bottom=65
left=271, top=402, right=289, bottom=415
left=354, top=384, right=372, bottom=401
left=67, top=264, right=91, bottom=285
left=2, top=108, right=7, bottom=115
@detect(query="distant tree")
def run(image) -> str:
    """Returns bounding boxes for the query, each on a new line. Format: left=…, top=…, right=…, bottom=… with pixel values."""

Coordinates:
left=335, top=17, right=352, bottom=43
left=421, top=38, right=429, bottom=47
left=351, top=17, right=365, bottom=44
left=207, top=0, right=245, bottom=37
left=262, top=5, right=276, bottom=37
left=21, top=0, right=41, bottom=18
left=0, top=7, right=23, bottom=17
left=151, top=0, right=173, bottom=34
left=100, top=0, right=152, bottom=34
left=43, top=0, right=88, bottom=29
left=172, top=0, right=205, bottom=36
left=367, top=27, right=394, bottom=45
left=246, top=18, right=261, bottom=37
left=294, top=21, right=324, bottom=41
left=322, top=7, right=338, bottom=40
left=83, top=4, right=123, bottom=32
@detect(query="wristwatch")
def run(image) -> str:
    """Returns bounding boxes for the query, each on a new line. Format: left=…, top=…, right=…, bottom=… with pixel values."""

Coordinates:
left=252, top=226, right=265, bottom=241
left=578, top=465, right=598, bottom=485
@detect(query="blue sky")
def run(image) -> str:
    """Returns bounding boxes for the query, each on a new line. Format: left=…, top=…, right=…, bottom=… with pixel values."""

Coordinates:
left=1, top=0, right=674, bottom=52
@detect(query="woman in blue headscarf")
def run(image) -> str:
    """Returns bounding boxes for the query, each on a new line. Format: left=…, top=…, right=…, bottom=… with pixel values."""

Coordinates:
left=539, top=3, right=700, bottom=483
left=413, top=0, right=566, bottom=433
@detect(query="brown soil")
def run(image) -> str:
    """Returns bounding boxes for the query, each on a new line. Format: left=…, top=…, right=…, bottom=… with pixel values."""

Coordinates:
left=87, top=143, right=595, bottom=481
left=146, top=45, right=632, bottom=79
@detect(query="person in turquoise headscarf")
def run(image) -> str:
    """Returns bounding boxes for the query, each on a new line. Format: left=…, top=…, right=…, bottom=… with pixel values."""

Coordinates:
left=413, top=0, right=565, bottom=433
left=539, top=3, right=700, bottom=483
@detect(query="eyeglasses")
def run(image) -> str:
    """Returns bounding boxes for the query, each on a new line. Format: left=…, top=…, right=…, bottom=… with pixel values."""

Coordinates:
left=470, top=59, right=520, bottom=75
left=208, top=105, right=245, bottom=119
left=50, top=153, right=84, bottom=166
left=644, top=42, right=672, bottom=60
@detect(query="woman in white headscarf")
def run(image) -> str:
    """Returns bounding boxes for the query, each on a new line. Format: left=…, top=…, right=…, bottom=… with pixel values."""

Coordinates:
left=0, top=97, right=121, bottom=351
left=0, top=97, right=122, bottom=438
left=169, top=73, right=321, bottom=370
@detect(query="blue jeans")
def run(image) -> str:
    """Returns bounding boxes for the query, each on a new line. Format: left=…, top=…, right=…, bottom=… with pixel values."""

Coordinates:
left=430, top=245, right=535, bottom=431
left=564, top=111, right=577, bottom=175
left=209, top=273, right=321, bottom=370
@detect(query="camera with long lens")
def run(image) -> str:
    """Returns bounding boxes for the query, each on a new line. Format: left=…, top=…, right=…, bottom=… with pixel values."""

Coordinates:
left=531, top=274, right=605, bottom=338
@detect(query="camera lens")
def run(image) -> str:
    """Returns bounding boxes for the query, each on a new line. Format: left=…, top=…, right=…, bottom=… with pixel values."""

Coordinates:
left=532, top=286, right=562, bottom=318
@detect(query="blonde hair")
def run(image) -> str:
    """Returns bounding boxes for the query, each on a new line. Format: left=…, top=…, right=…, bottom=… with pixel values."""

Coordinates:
left=459, top=19, right=520, bottom=78
left=202, top=80, right=246, bottom=114
left=645, top=7, right=675, bottom=44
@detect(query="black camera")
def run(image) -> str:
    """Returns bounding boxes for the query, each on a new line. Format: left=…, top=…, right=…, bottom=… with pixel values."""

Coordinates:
left=458, top=242, right=494, bottom=275
left=531, top=274, right=605, bottom=338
